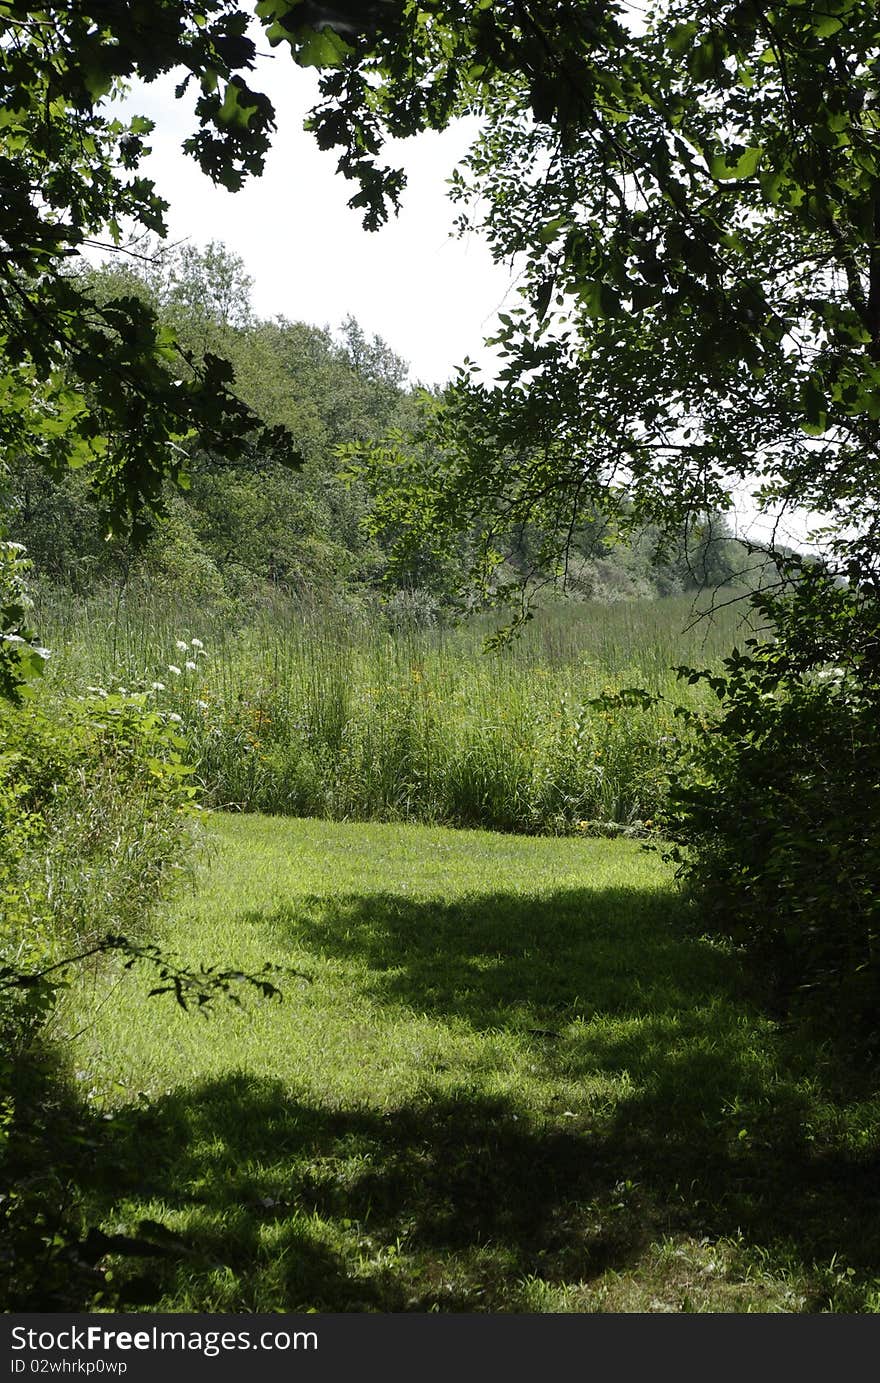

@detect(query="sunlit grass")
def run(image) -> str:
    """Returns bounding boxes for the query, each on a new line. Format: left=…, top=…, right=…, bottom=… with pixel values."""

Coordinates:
left=64, top=814, right=880, bottom=1313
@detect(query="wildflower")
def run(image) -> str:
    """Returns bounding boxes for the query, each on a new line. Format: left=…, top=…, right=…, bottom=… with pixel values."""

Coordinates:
left=196, top=699, right=208, bottom=711
left=167, top=712, right=183, bottom=724
left=185, top=660, right=197, bottom=671
left=175, top=639, right=189, bottom=652
left=167, top=664, right=182, bottom=676
left=190, top=637, right=204, bottom=649
left=151, top=681, right=166, bottom=692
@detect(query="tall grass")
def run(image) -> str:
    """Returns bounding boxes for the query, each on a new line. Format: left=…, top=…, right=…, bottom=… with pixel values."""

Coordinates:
left=36, top=586, right=756, bottom=833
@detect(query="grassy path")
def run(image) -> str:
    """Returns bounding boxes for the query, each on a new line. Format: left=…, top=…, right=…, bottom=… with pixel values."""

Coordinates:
left=68, top=815, right=880, bottom=1312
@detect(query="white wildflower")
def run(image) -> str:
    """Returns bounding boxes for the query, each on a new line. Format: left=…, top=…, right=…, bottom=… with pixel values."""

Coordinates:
left=190, top=637, right=204, bottom=649
left=196, top=699, right=208, bottom=710
left=167, top=712, right=183, bottom=724
left=185, top=660, right=197, bottom=671
left=167, top=664, right=181, bottom=676
left=175, top=639, right=189, bottom=652
left=151, top=681, right=166, bottom=692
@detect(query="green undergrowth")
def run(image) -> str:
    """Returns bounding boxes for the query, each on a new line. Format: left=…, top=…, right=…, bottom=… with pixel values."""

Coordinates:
left=53, top=814, right=880, bottom=1313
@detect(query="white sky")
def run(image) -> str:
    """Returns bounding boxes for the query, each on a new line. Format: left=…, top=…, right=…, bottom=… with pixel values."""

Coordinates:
left=112, top=58, right=516, bottom=388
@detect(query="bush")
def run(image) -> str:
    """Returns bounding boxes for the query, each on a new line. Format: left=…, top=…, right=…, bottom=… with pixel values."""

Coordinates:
left=1, top=689, right=199, bottom=948
left=0, top=686, right=201, bottom=1308
left=664, top=568, right=880, bottom=1045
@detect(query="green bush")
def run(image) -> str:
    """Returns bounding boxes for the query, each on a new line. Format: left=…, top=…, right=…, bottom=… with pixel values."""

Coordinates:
left=1, top=689, right=199, bottom=949
left=664, top=569, right=880, bottom=1044
left=0, top=686, right=201, bottom=1308
left=1, top=683, right=203, bottom=1070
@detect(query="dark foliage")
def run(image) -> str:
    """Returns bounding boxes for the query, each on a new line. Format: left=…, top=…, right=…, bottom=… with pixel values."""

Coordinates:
left=666, top=563, right=880, bottom=1045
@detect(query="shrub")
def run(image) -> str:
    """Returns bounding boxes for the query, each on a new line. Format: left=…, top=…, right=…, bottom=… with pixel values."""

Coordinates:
left=1, top=690, right=200, bottom=948
left=664, top=569, right=880, bottom=1045
left=0, top=539, right=49, bottom=703
left=0, top=686, right=201, bottom=1308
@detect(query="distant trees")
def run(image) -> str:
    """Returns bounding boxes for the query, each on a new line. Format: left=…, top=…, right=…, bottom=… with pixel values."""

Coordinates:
left=11, top=241, right=743, bottom=613
left=5, top=242, right=407, bottom=606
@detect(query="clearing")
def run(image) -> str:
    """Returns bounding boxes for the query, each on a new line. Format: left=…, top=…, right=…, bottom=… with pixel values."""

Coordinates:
left=67, top=814, right=880, bottom=1312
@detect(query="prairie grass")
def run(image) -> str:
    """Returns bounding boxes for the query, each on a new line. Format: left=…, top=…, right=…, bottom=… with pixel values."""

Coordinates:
left=62, top=814, right=880, bottom=1313
left=36, top=588, right=757, bottom=832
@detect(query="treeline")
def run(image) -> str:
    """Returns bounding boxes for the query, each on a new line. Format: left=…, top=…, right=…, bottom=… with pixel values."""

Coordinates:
left=11, top=242, right=757, bottom=615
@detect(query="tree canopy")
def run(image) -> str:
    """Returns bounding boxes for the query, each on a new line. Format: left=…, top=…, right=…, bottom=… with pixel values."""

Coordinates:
left=2, top=0, right=880, bottom=649
left=294, top=0, right=880, bottom=597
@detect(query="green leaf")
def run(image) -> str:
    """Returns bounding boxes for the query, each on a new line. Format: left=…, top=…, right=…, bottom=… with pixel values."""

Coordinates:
left=297, top=27, right=353, bottom=67
left=82, top=66, right=113, bottom=102
left=218, top=82, right=259, bottom=130
left=812, top=13, right=844, bottom=35
left=666, top=21, right=698, bottom=54
left=577, top=280, right=621, bottom=318
left=709, top=146, right=762, bottom=180
left=538, top=217, right=567, bottom=244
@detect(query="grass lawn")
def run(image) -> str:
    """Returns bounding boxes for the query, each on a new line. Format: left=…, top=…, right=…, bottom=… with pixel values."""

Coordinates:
left=65, top=813, right=880, bottom=1313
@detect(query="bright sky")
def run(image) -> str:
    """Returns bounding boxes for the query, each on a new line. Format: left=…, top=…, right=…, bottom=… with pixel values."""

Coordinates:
left=113, top=58, right=517, bottom=388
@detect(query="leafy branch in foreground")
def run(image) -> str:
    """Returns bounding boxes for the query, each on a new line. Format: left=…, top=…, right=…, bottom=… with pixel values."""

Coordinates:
left=0, top=539, right=48, bottom=702
left=0, top=932, right=308, bottom=1013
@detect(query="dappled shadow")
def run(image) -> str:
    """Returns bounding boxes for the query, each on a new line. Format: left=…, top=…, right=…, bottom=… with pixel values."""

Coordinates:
left=248, top=885, right=754, bottom=1034
left=15, top=883, right=880, bottom=1311
left=1, top=1030, right=114, bottom=1311
left=73, top=1050, right=880, bottom=1312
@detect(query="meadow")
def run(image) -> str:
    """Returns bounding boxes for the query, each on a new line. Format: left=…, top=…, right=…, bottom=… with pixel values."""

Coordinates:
left=61, top=813, right=880, bottom=1313
left=6, top=588, right=879, bottom=1313
left=36, top=587, right=755, bottom=833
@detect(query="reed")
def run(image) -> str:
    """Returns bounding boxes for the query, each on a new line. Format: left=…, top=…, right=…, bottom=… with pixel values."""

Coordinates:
left=36, top=586, right=753, bottom=832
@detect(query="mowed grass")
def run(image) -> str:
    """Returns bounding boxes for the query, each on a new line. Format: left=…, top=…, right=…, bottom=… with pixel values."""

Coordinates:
left=65, top=814, right=880, bottom=1313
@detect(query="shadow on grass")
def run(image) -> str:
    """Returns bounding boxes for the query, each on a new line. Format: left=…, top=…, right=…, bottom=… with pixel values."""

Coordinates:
left=252, top=884, right=753, bottom=1031
left=81, top=1059, right=880, bottom=1313
left=18, top=884, right=880, bottom=1311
